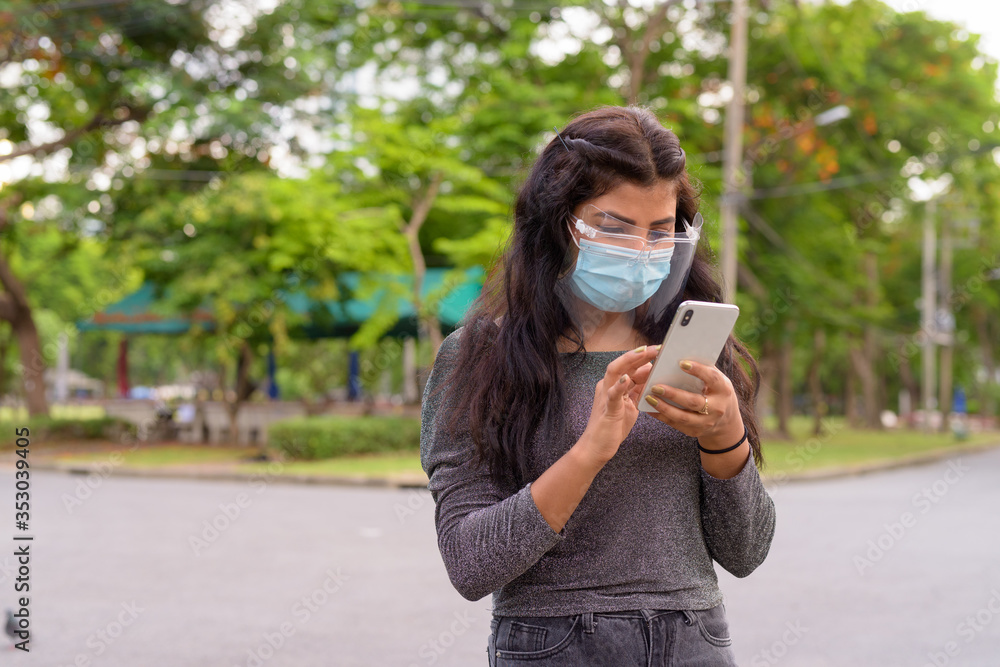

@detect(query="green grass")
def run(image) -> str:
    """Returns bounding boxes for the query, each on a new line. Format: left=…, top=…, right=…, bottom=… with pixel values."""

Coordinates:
left=241, top=453, right=424, bottom=477
left=758, top=416, right=997, bottom=476
left=40, top=444, right=426, bottom=478
left=47, top=445, right=251, bottom=467
left=30, top=416, right=1000, bottom=481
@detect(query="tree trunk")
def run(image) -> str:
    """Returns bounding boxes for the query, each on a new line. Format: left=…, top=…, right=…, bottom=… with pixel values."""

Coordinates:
left=0, top=196, right=49, bottom=417
left=896, top=342, right=920, bottom=429
left=849, top=344, right=881, bottom=430
left=404, top=172, right=446, bottom=359
left=12, top=316, right=48, bottom=416
left=808, top=329, right=827, bottom=436
left=938, top=211, right=953, bottom=431
left=861, top=252, right=883, bottom=429
left=300, top=396, right=333, bottom=416
left=845, top=350, right=859, bottom=428
left=775, top=323, right=793, bottom=439
left=0, top=325, right=9, bottom=399
left=403, top=336, right=418, bottom=404
left=224, top=341, right=255, bottom=449
left=972, top=307, right=996, bottom=418
left=225, top=405, right=239, bottom=445
left=756, top=338, right=778, bottom=437
left=938, top=343, right=953, bottom=432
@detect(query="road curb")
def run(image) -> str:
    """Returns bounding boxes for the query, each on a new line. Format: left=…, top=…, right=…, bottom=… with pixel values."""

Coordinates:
left=24, top=462, right=431, bottom=489
left=13, top=440, right=1000, bottom=490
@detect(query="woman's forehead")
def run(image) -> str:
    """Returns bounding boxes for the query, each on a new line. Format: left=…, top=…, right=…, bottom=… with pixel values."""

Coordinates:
left=578, top=181, right=677, bottom=225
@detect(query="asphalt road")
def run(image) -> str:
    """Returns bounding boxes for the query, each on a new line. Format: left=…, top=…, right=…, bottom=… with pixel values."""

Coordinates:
left=1, top=446, right=998, bottom=666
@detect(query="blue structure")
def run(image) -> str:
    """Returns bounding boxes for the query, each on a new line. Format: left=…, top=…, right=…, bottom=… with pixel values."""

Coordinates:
left=347, top=351, right=362, bottom=401
left=266, top=345, right=280, bottom=400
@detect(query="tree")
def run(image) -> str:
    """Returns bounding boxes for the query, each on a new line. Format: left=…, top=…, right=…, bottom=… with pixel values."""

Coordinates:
left=0, top=0, right=321, bottom=415
left=128, top=170, right=408, bottom=443
left=725, top=0, right=999, bottom=430
left=321, top=104, right=511, bottom=357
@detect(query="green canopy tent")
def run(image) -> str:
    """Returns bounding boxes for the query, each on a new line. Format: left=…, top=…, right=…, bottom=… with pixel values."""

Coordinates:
left=283, top=266, right=485, bottom=339
left=75, top=266, right=486, bottom=397
left=76, top=281, right=216, bottom=334
left=75, top=282, right=216, bottom=397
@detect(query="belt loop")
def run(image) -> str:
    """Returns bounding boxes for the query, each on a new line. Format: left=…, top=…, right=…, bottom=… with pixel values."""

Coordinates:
left=583, top=611, right=596, bottom=633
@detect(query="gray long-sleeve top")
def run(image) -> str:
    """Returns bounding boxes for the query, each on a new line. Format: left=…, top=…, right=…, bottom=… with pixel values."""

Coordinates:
left=420, top=326, right=776, bottom=617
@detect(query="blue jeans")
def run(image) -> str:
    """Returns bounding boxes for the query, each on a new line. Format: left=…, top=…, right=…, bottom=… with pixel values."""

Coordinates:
left=487, top=604, right=738, bottom=666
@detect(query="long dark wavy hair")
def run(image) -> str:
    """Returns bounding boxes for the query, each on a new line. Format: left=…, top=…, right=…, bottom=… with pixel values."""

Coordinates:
left=435, top=105, right=762, bottom=490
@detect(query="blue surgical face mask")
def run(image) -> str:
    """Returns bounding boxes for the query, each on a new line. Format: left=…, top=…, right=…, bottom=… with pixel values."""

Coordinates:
left=568, top=239, right=673, bottom=312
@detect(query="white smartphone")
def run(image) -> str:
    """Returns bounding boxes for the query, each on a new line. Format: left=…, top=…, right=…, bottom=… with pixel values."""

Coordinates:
left=638, top=300, right=740, bottom=412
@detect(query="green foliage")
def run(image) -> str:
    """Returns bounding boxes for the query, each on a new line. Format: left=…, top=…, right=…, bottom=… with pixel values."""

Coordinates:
left=267, top=416, right=420, bottom=460
left=269, top=338, right=349, bottom=401
left=0, top=416, right=136, bottom=448
left=2, top=0, right=999, bottom=423
left=127, top=170, right=413, bottom=368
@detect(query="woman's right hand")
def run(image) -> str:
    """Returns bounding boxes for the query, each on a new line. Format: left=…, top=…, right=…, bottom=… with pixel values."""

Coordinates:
left=578, top=345, right=661, bottom=466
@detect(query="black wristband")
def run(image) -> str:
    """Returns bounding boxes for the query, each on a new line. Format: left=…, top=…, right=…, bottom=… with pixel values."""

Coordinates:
left=697, top=426, right=748, bottom=454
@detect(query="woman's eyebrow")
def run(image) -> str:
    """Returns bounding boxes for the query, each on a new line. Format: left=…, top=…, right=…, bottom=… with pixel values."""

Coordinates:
left=604, top=210, right=676, bottom=225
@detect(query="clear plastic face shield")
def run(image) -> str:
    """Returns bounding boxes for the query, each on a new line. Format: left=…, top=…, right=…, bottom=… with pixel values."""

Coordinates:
left=554, top=203, right=703, bottom=351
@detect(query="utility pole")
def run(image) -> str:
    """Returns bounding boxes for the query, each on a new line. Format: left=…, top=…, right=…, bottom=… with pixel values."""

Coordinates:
left=921, top=197, right=937, bottom=431
left=719, top=0, right=748, bottom=304
left=938, top=206, right=953, bottom=431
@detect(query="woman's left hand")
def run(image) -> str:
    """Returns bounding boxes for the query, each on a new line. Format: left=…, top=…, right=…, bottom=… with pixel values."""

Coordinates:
left=640, top=359, right=745, bottom=450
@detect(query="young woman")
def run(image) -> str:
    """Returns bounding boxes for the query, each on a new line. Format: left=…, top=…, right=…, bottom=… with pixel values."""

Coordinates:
left=420, top=105, right=776, bottom=666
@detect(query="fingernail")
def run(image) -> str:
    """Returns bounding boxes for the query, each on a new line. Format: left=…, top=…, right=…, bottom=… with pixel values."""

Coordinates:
left=619, top=375, right=627, bottom=384
left=651, top=385, right=665, bottom=395
left=644, top=395, right=659, bottom=406
left=652, top=344, right=662, bottom=351
left=679, top=360, right=693, bottom=370
left=632, top=345, right=646, bottom=353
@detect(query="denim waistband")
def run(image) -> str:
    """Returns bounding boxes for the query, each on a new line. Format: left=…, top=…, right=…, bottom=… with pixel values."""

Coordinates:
left=493, top=607, right=706, bottom=624
left=593, top=609, right=689, bottom=621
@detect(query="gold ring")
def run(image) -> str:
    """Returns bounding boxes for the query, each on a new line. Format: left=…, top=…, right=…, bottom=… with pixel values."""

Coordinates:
left=699, top=396, right=709, bottom=415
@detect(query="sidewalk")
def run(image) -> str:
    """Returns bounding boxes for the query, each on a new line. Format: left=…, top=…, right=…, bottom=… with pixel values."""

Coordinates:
left=11, top=439, right=1000, bottom=490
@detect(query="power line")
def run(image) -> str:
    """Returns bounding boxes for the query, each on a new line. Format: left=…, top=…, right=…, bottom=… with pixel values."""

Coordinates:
left=749, top=170, right=893, bottom=199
